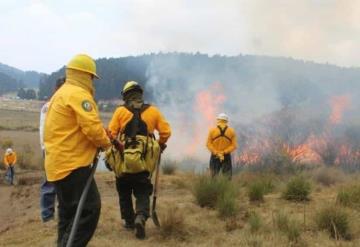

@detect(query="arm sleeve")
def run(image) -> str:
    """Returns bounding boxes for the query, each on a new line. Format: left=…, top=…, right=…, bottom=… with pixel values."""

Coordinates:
left=3, top=156, right=8, bottom=167
left=154, top=108, right=171, bottom=144
left=68, top=92, right=111, bottom=149
left=224, top=130, right=237, bottom=154
left=108, top=108, right=121, bottom=138
left=206, top=130, right=216, bottom=154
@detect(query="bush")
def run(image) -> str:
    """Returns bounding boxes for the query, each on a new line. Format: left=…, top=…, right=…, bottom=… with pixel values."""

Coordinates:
left=313, top=167, right=344, bottom=186
left=193, top=175, right=238, bottom=217
left=247, top=176, right=275, bottom=202
left=247, top=182, right=265, bottom=202
left=160, top=206, right=188, bottom=240
left=282, top=175, right=311, bottom=201
left=315, top=206, right=351, bottom=240
left=1, top=139, right=13, bottom=149
left=337, top=184, right=360, bottom=209
left=162, top=159, right=177, bottom=175
left=275, top=212, right=301, bottom=242
left=217, top=185, right=238, bottom=218
left=248, top=211, right=262, bottom=233
left=16, top=144, right=35, bottom=169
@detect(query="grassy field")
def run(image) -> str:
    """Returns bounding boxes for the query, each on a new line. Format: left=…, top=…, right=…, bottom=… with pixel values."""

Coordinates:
left=0, top=170, right=360, bottom=246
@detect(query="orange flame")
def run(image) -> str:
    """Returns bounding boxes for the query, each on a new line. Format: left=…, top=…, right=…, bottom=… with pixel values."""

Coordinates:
left=329, top=95, right=351, bottom=124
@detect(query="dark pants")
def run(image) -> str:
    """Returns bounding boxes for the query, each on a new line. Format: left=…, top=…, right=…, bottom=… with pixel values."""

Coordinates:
left=210, top=154, right=232, bottom=179
left=115, top=172, right=153, bottom=223
left=54, top=166, right=101, bottom=247
left=40, top=179, right=56, bottom=222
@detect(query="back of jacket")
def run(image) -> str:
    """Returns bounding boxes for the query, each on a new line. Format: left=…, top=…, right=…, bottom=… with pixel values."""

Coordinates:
left=44, top=70, right=110, bottom=182
left=206, top=122, right=237, bottom=155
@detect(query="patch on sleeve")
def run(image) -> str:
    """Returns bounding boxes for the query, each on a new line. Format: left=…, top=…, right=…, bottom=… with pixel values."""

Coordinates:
left=81, top=100, right=93, bottom=112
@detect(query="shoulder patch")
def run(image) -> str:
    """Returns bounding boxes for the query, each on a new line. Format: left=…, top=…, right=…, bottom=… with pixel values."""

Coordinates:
left=82, top=100, right=93, bottom=112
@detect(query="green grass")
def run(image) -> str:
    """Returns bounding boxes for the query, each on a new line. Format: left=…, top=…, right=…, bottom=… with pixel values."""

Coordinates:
left=337, top=184, right=360, bottom=209
left=282, top=175, right=311, bottom=201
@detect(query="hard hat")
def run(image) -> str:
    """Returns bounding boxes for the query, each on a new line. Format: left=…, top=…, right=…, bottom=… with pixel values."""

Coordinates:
left=66, top=54, right=99, bottom=78
left=6, top=148, right=13, bottom=154
left=217, top=113, right=229, bottom=121
left=122, top=81, right=143, bottom=96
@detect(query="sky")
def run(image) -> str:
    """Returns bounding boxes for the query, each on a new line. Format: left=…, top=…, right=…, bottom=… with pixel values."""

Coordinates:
left=0, top=0, right=359, bottom=73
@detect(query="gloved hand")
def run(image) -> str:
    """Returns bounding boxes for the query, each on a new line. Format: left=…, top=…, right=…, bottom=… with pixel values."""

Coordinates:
left=105, top=128, right=112, bottom=139
left=216, top=152, right=224, bottom=162
left=159, top=142, right=167, bottom=153
left=112, top=139, right=124, bottom=153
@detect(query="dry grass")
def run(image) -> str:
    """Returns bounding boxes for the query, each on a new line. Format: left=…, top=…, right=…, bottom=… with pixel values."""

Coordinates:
left=312, top=167, right=345, bottom=186
left=159, top=206, right=188, bottom=240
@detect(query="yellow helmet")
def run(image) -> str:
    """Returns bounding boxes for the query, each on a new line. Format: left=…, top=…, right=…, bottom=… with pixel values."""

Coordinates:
left=122, top=81, right=143, bottom=96
left=67, top=54, right=99, bottom=78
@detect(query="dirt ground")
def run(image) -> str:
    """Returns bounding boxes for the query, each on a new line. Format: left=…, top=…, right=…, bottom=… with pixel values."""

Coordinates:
left=0, top=169, right=360, bottom=247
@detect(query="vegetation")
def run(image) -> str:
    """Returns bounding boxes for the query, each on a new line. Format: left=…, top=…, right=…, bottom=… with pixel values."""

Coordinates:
left=274, top=212, right=301, bottom=243
left=315, top=206, right=351, bottom=240
left=282, top=175, right=311, bottom=201
left=162, top=159, right=178, bottom=175
left=337, top=184, right=360, bottom=209
left=248, top=211, right=262, bottom=233
left=193, top=175, right=238, bottom=218
left=312, top=167, right=345, bottom=186
left=160, top=206, right=188, bottom=240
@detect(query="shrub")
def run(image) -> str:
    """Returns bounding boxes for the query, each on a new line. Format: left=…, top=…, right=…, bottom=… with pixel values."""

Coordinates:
left=193, top=175, right=238, bottom=217
left=337, top=184, right=360, bottom=209
left=275, top=212, right=301, bottom=242
left=315, top=206, right=351, bottom=240
left=248, top=211, right=262, bottom=233
left=217, top=184, right=238, bottom=218
left=248, top=182, right=265, bottom=202
left=313, top=167, right=344, bottom=186
left=282, top=175, right=311, bottom=201
left=162, top=159, right=178, bottom=175
left=160, top=206, right=188, bottom=240
left=16, top=144, right=35, bottom=169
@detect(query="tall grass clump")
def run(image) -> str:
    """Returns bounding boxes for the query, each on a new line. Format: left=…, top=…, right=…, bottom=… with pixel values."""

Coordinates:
left=162, top=159, right=177, bottom=175
left=315, top=206, right=351, bottom=240
left=193, top=175, right=238, bottom=217
left=274, top=212, right=301, bottom=242
left=160, top=206, right=188, bottom=240
left=337, top=184, right=360, bottom=209
left=248, top=211, right=262, bottom=233
left=312, top=167, right=344, bottom=186
left=282, top=175, right=311, bottom=201
left=247, top=177, right=275, bottom=202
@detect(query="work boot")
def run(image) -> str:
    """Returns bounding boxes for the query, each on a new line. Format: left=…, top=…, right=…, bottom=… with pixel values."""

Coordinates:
left=134, top=215, right=146, bottom=239
left=124, top=219, right=135, bottom=230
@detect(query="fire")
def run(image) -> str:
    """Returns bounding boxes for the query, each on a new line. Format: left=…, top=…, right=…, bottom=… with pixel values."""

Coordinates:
left=329, top=95, right=351, bottom=124
left=185, top=82, right=226, bottom=156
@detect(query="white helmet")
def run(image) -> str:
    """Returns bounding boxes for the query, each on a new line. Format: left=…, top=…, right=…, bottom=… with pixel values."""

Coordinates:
left=6, top=148, right=13, bottom=154
left=217, top=113, right=229, bottom=121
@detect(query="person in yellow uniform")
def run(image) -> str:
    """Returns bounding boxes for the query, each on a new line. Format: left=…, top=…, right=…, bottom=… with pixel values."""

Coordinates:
left=44, top=54, right=111, bottom=247
left=3, top=148, right=17, bottom=185
left=206, top=113, right=237, bottom=178
left=108, top=81, right=171, bottom=239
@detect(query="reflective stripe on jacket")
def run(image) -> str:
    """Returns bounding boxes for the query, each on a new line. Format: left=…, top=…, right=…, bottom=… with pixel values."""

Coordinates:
left=44, top=69, right=111, bottom=181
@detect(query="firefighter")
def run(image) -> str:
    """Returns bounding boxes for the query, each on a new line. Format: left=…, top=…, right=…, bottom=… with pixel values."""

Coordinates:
left=206, top=113, right=237, bottom=178
left=3, top=148, right=17, bottom=185
left=44, top=54, right=111, bottom=247
left=108, top=81, right=171, bottom=239
left=39, top=77, right=65, bottom=223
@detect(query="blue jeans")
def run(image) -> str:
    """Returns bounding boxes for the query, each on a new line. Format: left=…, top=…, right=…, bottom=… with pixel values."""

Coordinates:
left=40, top=179, right=56, bottom=222
left=5, top=166, right=15, bottom=185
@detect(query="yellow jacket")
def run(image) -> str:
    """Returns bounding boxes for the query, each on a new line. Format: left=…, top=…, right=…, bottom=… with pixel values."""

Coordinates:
left=44, top=69, right=111, bottom=182
left=206, top=121, right=237, bottom=155
left=4, top=152, right=17, bottom=167
left=108, top=105, right=171, bottom=144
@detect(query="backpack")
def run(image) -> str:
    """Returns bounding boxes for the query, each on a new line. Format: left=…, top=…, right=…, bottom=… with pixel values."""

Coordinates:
left=212, top=126, right=232, bottom=142
left=105, top=104, right=160, bottom=176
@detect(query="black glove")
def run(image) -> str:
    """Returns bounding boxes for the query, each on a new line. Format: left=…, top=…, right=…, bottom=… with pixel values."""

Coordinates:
left=159, top=143, right=167, bottom=153
left=105, top=161, right=113, bottom=172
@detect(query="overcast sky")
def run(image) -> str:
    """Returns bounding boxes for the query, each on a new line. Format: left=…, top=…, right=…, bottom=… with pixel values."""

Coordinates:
left=0, top=0, right=359, bottom=73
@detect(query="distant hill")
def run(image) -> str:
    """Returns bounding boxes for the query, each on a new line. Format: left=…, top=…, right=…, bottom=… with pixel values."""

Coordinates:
left=0, top=62, right=46, bottom=89
left=0, top=71, right=20, bottom=95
